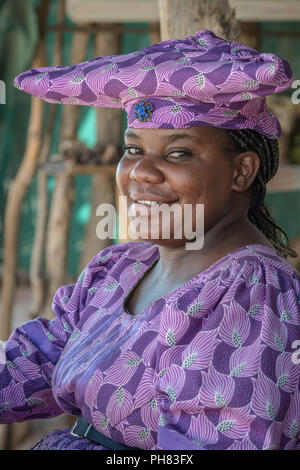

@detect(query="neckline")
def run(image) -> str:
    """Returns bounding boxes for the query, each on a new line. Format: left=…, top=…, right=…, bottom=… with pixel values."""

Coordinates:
left=122, top=243, right=283, bottom=317
left=123, top=257, right=159, bottom=316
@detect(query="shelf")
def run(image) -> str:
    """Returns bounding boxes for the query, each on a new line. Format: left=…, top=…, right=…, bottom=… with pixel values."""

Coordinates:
left=39, top=161, right=117, bottom=176
left=267, top=164, right=300, bottom=194
left=39, top=162, right=300, bottom=193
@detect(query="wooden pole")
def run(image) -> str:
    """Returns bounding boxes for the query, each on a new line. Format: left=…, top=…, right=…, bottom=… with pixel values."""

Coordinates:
left=29, top=0, right=66, bottom=320
left=1, top=93, right=44, bottom=340
left=0, top=0, right=51, bottom=450
left=44, top=30, right=90, bottom=317
left=239, top=22, right=260, bottom=50
left=158, top=0, right=240, bottom=41
left=0, top=20, right=48, bottom=342
left=290, top=233, right=300, bottom=272
left=44, top=174, right=75, bottom=313
left=150, top=22, right=161, bottom=45
left=79, top=25, right=122, bottom=270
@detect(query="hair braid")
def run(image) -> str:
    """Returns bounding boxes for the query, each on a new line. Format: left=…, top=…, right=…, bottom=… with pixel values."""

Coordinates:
left=224, top=129, right=297, bottom=259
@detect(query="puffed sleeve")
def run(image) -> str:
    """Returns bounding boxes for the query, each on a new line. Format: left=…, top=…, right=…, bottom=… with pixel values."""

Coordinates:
left=152, top=257, right=300, bottom=450
left=0, top=242, right=130, bottom=423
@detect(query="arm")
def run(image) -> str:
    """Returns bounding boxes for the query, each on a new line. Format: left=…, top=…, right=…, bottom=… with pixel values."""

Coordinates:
left=0, top=243, right=126, bottom=423
left=0, top=313, right=72, bottom=422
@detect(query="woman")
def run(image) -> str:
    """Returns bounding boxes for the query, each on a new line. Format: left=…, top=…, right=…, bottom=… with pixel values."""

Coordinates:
left=2, top=30, right=300, bottom=450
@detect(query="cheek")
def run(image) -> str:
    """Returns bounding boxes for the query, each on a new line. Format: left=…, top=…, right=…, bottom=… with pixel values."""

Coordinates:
left=116, top=160, right=131, bottom=194
left=179, top=175, right=212, bottom=203
left=171, top=170, right=203, bottom=200
left=176, top=162, right=220, bottom=202
left=186, top=169, right=233, bottom=215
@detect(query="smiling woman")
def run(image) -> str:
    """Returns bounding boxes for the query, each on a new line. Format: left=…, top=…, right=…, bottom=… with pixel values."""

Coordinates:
left=118, top=125, right=296, bottom=255
left=2, top=30, right=300, bottom=450
left=117, top=126, right=286, bottom=251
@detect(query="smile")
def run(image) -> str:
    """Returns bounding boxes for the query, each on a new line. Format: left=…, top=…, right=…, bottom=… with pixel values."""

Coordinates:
left=136, top=200, right=165, bottom=206
left=129, top=199, right=180, bottom=216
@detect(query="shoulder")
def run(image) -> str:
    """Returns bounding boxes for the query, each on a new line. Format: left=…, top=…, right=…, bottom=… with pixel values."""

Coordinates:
left=231, top=244, right=300, bottom=296
left=185, top=244, right=300, bottom=322
left=85, top=240, right=156, bottom=272
left=202, top=243, right=300, bottom=285
left=52, top=241, right=155, bottom=311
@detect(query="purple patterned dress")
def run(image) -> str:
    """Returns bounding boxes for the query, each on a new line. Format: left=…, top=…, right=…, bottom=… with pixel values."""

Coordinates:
left=1, top=241, right=300, bottom=450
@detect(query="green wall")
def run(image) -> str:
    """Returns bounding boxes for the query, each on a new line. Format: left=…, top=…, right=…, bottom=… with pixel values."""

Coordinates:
left=261, top=22, right=300, bottom=242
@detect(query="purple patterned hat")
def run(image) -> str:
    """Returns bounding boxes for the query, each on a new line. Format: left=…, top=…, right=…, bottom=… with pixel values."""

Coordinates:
left=14, top=30, right=294, bottom=138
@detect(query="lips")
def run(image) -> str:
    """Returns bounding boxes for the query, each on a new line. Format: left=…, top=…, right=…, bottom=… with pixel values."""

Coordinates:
left=130, top=194, right=179, bottom=204
left=133, top=200, right=177, bottom=207
left=129, top=198, right=180, bottom=219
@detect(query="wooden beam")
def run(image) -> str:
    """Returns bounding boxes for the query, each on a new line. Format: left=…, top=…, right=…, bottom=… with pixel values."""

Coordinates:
left=267, top=164, right=300, bottom=194
left=158, top=0, right=240, bottom=41
left=40, top=162, right=117, bottom=176
left=67, top=0, right=300, bottom=23
left=46, top=24, right=160, bottom=35
left=67, top=0, right=160, bottom=23
left=229, top=0, right=300, bottom=22
left=261, top=30, right=300, bottom=38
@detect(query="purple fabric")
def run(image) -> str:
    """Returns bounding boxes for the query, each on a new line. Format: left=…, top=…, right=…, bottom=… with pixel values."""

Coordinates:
left=13, top=31, right=294, bottom=138
left=1, top=241, right=300, bottom=450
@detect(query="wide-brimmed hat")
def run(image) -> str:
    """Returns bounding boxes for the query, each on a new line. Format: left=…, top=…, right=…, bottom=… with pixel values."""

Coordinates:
left=14, top=30, right=294, bottom=138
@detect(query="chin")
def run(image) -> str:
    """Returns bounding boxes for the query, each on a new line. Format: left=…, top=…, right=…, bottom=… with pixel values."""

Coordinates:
left=128, top=231, right=188, bottom=247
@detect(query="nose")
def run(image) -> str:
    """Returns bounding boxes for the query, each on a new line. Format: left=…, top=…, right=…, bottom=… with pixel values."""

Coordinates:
left=129, top=155, right=164, bottom=184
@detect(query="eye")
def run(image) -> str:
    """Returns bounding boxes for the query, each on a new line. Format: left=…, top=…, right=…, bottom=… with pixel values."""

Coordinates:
left=122, top=145, right=193, bottom=161
left=167, top=150, right=193, bottom=160
left=122, top=145, right=142, bottom=156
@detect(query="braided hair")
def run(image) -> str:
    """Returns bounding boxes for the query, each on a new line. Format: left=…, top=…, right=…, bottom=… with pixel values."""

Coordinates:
left=222, top=128, right=297, bottom=259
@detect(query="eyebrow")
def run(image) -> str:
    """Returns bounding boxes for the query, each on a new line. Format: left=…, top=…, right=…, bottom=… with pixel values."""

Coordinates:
left=124, top=130, right=203, bottom=145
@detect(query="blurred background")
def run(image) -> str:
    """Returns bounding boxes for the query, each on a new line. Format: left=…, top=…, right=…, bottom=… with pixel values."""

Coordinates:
left=0, top=0, right=300, bottom=450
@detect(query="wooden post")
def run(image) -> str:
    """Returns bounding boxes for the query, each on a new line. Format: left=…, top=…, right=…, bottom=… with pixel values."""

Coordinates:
left=158, top=0, right=240, bottom=41
left=30, top=0, right=66, bottom=320
left=290, top=233, right=300, bottom=272
left=79, top=25, right=122, bottom=270
left=239, top=22, right=260, bottom=50
left=150, top=21, right=161, bottom=45
left=0, top=0, right=51, bottom=450
left=0, top=94, right=45, bottom=340
left=0, top=19, right=48, bottom=342
left=44, top=30, right=90, bottom=317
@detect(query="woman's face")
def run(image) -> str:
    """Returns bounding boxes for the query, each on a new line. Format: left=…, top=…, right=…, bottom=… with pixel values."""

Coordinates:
left=116, top=126, right=249, bottom=246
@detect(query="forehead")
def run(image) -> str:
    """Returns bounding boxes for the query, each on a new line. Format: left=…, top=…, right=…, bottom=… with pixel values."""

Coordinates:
left=124, top=126, right=224, bottom=145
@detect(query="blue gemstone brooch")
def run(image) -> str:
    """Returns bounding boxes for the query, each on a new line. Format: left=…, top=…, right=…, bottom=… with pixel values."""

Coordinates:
left=134, top=100, right=153, bottom=122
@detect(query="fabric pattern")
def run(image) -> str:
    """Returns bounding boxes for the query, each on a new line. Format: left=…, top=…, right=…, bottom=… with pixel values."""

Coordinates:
left=1, top=241, right=300, bottom=450
left=14, top=30, right=294, bottom=138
